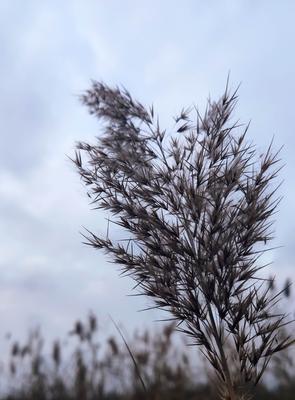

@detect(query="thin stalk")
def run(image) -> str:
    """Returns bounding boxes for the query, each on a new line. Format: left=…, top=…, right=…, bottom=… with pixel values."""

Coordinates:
left=207, top=304, right=237, bottom=400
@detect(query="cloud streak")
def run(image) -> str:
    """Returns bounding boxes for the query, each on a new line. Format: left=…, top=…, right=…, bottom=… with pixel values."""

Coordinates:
left=0, top=0, right=294, bottom=346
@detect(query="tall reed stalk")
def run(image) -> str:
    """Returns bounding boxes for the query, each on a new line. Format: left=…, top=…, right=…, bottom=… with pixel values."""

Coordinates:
left=73, top=80, right=294, bottom=400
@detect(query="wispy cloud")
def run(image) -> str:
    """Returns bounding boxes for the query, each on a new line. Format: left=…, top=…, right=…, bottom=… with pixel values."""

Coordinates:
left=0, top=0, right=294, bottom=344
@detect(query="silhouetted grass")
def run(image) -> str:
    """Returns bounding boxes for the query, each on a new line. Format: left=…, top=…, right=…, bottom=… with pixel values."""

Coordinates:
left=72, top=80, right=294, bottom=399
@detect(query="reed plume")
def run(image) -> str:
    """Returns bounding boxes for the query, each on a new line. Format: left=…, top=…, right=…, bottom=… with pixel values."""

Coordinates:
left=73, top=81, right=294, bottom=400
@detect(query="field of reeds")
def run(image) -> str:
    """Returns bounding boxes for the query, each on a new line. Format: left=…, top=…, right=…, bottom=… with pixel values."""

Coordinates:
left=0, top=307, right=294, bottom=400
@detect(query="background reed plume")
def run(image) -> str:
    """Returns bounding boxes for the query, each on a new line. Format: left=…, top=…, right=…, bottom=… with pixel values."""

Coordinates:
left=73, top=81, right=294, bottom=400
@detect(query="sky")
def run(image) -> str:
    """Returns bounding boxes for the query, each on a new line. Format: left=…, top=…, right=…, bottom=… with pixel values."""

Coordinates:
left=0, top=0, right=295, bottom=351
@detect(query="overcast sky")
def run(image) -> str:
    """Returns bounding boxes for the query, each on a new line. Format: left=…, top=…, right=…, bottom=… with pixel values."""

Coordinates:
left=0, top=0, right=294, bottom=350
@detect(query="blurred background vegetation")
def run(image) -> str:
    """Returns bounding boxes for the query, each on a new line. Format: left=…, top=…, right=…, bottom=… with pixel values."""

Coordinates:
left=0, top=279, right=293, bottom=400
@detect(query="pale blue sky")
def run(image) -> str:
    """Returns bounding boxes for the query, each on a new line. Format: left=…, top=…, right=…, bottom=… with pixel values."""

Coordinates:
left=0, top=0, right=294, bottom=348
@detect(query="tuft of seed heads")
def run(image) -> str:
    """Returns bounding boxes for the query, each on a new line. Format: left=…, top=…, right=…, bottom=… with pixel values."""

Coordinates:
left=73, top=81, right=294, bottom=400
